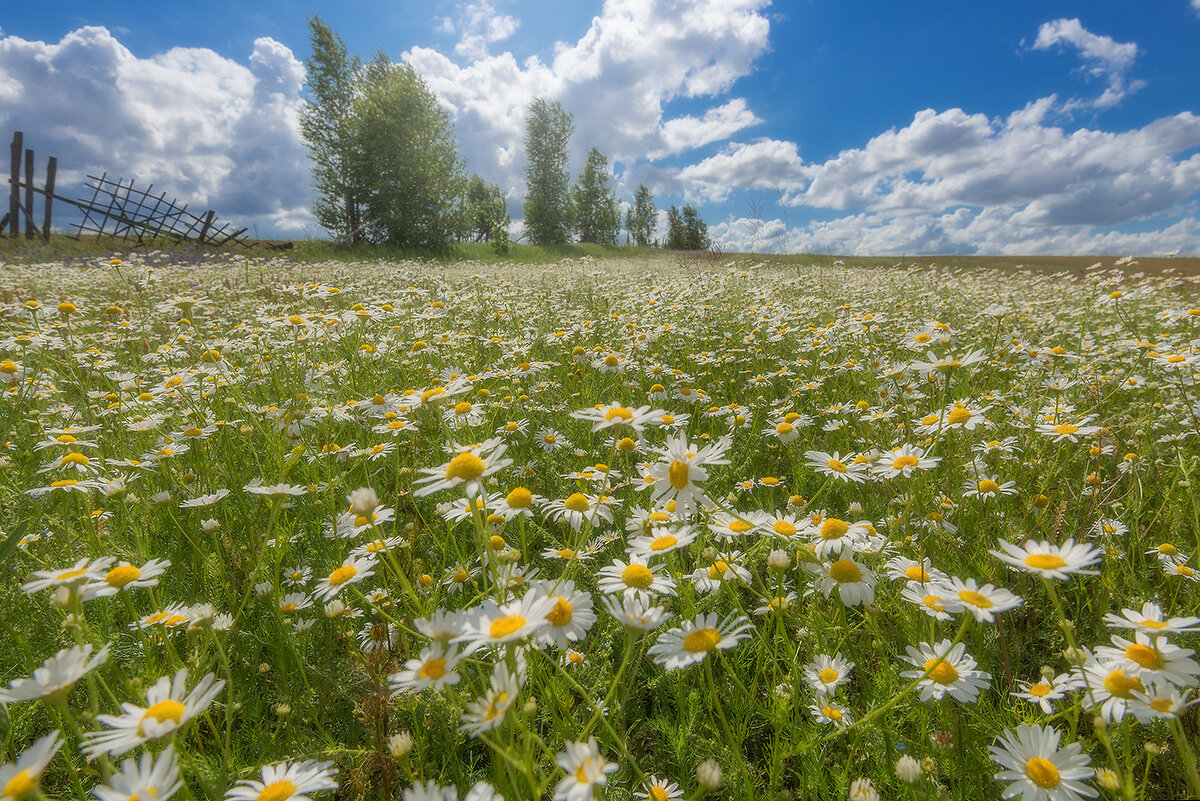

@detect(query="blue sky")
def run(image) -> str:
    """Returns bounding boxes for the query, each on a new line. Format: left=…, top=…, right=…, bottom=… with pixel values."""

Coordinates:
left=2, top=0, right=1198, bottom=254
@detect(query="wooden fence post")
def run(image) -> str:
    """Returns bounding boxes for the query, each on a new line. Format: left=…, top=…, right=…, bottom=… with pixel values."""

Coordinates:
left=43, top=157, right=56, bottom=242
left=23, top=148, right=35, bottom=239
left=8, top=131, right=20, bottom=237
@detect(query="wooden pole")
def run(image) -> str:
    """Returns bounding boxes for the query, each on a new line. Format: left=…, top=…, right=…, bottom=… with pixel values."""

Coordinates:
left=8, top=131, right=20, bottom=237
left=43, top=157, right=56, bottom=242
left=23, top=148, right=35, bottom=239
left=198, top=209, right=215, bottom=243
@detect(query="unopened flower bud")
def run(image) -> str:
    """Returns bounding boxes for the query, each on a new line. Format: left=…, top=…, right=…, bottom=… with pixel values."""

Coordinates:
left=388, top=731, right=413, bottom=758
left=696, top=759, right=722, bottom=791
left=255, top=581, right=274, bottom=598
left=201, top=518, right=220, bottom=532
left=895, top=755, right=922, bottom=784
left=768, top=549, right=791, bottom=570
left=349, top=487, right=379, bottom=516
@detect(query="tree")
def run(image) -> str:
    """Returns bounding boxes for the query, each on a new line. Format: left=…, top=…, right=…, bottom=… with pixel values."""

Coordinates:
left=523, top=99, right=575, bottom=245
left=299, top=16, right=363, bottom=243
left=665, top=204, right=710, bottom=250
left=348, top=61, right=467, bottom=249
left=571, top=147, right=619, bottom=246
left=465, top=174, right=511, bottom=254
left=625, top=184, right=656, bottom=247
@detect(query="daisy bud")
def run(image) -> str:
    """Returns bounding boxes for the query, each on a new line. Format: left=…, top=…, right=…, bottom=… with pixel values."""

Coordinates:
left=273, top=702, right=291, bottom=718
left=1062, top=646, right=1087, bottom=666
left=848, top=777, right=878, bottom=801
left=325, top=599, right=346, bottom=618
left=1039, top=665, right=1056, bottom=680
left=768, top=549, right=791, bottom=570
left=1096, top=768, right=1120, bottom=791
left=349, top=487, right=379, bottom=516
left=52, top=586, right=72, bottom=608
left=151, top=491, right=172, bottom=505
left=388, top=731, right=413, bottom=758
left=201, top=518, right=220, bottom=532
left=895, top=755, right=922, bottom=784
left=1144, top=742, right=1162, bottom=756
left=696, top=759, right=722, bottom=791
left=522, top=699, right=538, bottom=716
left=701, top=546, right=718, bottom=561
left=921, top=757, right=936, bottom=774
left=255, top=581, right=274, bottom=598
left=847, top=501, right=863, bottom=515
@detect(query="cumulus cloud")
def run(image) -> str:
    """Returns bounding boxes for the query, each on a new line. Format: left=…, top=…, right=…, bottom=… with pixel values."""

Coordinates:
left=449, top=1, right=520, bottom=61
left=672, top=138, right=805, bottom=203
left=1030, top=18, right=1144, bottom=111
left=0, top=27, right=313, bottom=234
left=405, top=0, right=771, bottom=194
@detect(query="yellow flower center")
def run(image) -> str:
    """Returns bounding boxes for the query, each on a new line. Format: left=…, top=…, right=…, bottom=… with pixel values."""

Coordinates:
left=776, top=422, right=794, bottom=435
left=829, top=559, right=861, bottom=583
left=667, top=460, right=690, bottom=490
left=105, top=565, right=142, bottom=588
left=683, top=627, right=721, bottom=653
left=1053, top=423, right=1078, bottom=436
left=1024, top=553, right=1067, bottom=570
left=707, top=561, right=729, bottom=580
left=905, top=566, right=930, bottom=582
left=820, top=518, right=849, bottom=540
left=0, top=360, right=18, bottom=374
left=729, top=519, right=753, bottom=533
left=892, top=455, right=919, bottom=470
left=418, top=658, right=447, bottom=680
left=1024, top=757, right=1060, bottom=789
left=914, top=333, right=931, bottom=343
left=546, top=597, right=573, bottom=626
left=1158, top=543, right=1178, bottom=555
left=62, top=452, right=90, bottom=466
left=773, top=521, right=797, bottom=537
left=923, top=658, right=959, bottom=685
left=555, top=549, right=576, bottom=560
left=827, top=458, right=847, bottom=472
left=256, top=780, right=298, bottom=801
left=1028, top=682, right=1052, bottom=697
left=922, top=595, right=946, bottom=611
left=139, top=699, right=186, bottom=735
left=958, top=590, right=993, bottom=608
left=977, top=479, right=999, bottom=494
left=822, top=706, right=843, bottom=721
left=1177, top=565, right=1195, bottom=577
left=489, top=615, right=527, bottom=639
left=3, top=770, right=36, bottom=799
left=1103, top=669, right=1145, bottom=699
left=280, top=603, right=297, bottom=613
left=947, top=407, right=972, bottom=426
left=1124, top=644, right=1161, bottom=670
left=564, top=493, right=590, bottom=512
left=50, top=479, right=79, bottom=488
left=1141, top=619, right=1168, bottom=630
left=650, top=535, right=678, bottom=551
left=445, top=452, right=486, bottom=482
left=819, top=668, right=840, bottom=684
left=506, top=487, right=532, bottom=508
left=649, top=788, right=669, bottom=801
left=622, top=564, right=654, bottom=589
left=328, top=565, right=358, bottom=586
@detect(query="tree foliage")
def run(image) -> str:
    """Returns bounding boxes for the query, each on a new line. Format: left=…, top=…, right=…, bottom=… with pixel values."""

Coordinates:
left=625, top=184, right=656, bottom=247
left=300, top=19, right=473, bottom=249
left=299, top=16, right=363, bottom=243
left=348, top=61, right=467, bottom=248
left=571, top=147, right=619, bottom=246
left=665, top=204, right=710, bottom=250
left=522, top=99, right=575, bottom=246
left=465, top=174, right=511, bottom=254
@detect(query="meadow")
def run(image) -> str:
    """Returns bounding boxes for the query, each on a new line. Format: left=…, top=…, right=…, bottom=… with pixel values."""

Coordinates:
left=1, top=248, right=1198, bottom=801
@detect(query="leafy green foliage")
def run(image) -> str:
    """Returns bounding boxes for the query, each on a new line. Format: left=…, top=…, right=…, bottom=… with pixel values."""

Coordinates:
left=625, top=184, right=657, bottom=247
left=522, top=98, right=575, bottom=246
left=571, top=147, right=620, bottom=246
left=665, top=204, right=711, bottom=250
left=464, top=175, right=511, bottom=255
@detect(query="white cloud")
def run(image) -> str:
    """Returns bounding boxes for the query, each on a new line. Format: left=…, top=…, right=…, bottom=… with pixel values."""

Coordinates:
left=0, top=27, right=314, bottom=234
left=672, top=139, right=805, bottom=203
left=790, top=105, right=1200, bottom=229
left=405, top=0, right=771, bottom=193
left=1031, top=18, right=1144, bottom=110
left=452, top=1, right=520, bottom=61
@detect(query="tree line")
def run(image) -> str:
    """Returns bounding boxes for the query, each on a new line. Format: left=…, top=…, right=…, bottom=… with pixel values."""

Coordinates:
left=300, top=17, right=710, bottom=252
